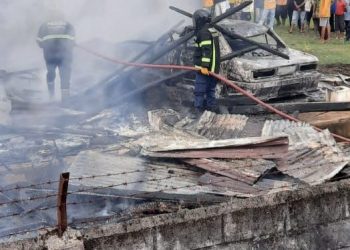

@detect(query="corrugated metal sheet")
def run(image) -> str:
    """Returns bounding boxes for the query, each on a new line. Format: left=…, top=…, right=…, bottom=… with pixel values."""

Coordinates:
left=198, top=173, right=258, bottom=197
left=67, top=151, right=244, bottom=198
left=198, top=173, right=298, bottom=197
left=186, top=111, right=249, bottom=139
left=148, top=109, right=252, bottom=140
left=262, top=120, right=349, bottom=185
left=184, top=158, right=275, bottom=185
left=141, top=136, right=288, bottom=159
left=142, top=136, right=288, bottom=152
left=254, top=178, right=298, bottom=194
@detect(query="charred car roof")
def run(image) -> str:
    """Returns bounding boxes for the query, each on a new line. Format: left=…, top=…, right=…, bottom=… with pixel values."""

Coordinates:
left=218, top=19, right=269, bottom=38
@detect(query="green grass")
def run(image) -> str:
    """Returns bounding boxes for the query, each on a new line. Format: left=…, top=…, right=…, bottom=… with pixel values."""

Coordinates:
left=274, top=25, right=350, bottom=64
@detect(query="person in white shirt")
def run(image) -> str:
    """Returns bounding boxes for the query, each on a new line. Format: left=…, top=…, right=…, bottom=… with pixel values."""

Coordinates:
left=305, top=0, right=314, bottom=31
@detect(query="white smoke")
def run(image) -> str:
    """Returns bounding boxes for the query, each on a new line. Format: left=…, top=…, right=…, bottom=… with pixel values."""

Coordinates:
left=0, top=0, right=201, bottom=70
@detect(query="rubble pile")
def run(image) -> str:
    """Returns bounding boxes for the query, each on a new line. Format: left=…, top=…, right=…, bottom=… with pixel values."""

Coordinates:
left=1, top=100, right=350, bottom=237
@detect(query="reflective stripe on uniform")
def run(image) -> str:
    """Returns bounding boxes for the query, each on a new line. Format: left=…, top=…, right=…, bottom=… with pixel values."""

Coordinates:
left=199, top=40, right=212, bottom=47
left=211, top=41, right=216, bottom=72
left=202, top=58, right=211, bottom=63
left=37, top=34, right=75, bottom=42
left=208, top=29, right=218, bottom=72
left=195, top=65, right=202, bottom=69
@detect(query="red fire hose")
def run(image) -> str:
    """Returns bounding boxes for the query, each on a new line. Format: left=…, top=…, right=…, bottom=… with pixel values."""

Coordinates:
left=77, top=45, right=350, bottom=143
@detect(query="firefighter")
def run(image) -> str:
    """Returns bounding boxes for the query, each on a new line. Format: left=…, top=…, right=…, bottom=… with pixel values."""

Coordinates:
left=192, top=9, right=221, bottom=115
left=37, top=12, right=75, bottom=103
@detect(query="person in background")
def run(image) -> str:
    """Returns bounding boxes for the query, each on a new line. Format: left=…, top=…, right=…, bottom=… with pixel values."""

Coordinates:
left=192, top=9, right=221, bottom=115
left=289, top=0, right=306, bottom=32
left=203, top=0, right=214, bottom=8
left=319, top=0, right=332, bottom=42
left=345, top=0, right=350, bottom=41
left=228, top=0, right=243, bottom=19
left=275, top=0, right=288, bottom=25
left=254, top=0, right=265, bottom=21
left=288, top=0, right=295, bottom=25
left=258, top=0, right=277, bottom=29
left=334, top=0, right=347, bottom=39
left=229, top=0, right=239, bottom=6
left=330, top=0, right=336, bottom=31
left=214, top=0, right=231, bottom=16
left=305, top=0, right=314, bottom=31
left=37, top=11, right=75, bottom=103
left=313, top=0, right=321, bottom=35
left=241, top=0, right=254, bottom=20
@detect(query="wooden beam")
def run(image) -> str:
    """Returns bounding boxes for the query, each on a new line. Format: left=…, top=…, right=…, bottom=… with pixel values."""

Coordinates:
left=228, top=101, right=350, bottom=115
left=57, top=172, right=70, bottom=237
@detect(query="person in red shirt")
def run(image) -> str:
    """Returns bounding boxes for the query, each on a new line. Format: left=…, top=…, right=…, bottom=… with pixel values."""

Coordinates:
left=335, top=0, right=347, bottom=39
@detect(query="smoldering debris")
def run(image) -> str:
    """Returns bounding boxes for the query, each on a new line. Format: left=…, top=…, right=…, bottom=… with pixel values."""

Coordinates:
left=1, top=0, right=350, bottom=242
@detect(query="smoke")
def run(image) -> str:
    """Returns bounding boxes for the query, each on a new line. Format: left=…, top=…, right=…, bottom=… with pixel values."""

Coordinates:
left=0, top=0, right=201, bottom=70
left=0, top=0, right=202, bottom=113
left=0, top=1, right=206, bottom=236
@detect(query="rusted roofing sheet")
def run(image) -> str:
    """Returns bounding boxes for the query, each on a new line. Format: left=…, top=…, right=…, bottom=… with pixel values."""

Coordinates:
left=262, top=120, right=349, bottom=185
left=141, top=136, right=288, bottom=159
left=184, top=158, right=275, bottom=185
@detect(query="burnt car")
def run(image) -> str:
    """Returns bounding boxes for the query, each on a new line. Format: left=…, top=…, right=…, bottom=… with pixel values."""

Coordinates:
left=167, top=19, right=321, bottom=101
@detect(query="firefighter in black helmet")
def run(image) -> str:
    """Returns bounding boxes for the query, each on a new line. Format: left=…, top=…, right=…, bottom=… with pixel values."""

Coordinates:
left=192, top=9, right=221, bottom=115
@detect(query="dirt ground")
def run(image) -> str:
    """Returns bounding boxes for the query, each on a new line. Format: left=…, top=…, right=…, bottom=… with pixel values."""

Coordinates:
left=319, top=64, right=350, bottom=75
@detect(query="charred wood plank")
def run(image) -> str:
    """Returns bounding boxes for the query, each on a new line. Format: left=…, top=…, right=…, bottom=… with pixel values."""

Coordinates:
left=229, top=101, right=350, bottom=115
left=57, top=172, right=69, bottom=237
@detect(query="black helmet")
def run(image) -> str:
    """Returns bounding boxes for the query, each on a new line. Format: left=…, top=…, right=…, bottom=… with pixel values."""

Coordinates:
left=192, top=9, right=211, bottom=30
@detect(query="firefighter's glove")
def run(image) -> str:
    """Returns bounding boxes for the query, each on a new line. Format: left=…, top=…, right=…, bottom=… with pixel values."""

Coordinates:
left=200, top=67, right=210, bottom=75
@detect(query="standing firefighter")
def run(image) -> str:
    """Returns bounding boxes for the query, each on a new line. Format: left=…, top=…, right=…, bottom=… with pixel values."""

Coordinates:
left=192, top=9, right=221, bottom=115
left=37, top=13, right=75, bottom=103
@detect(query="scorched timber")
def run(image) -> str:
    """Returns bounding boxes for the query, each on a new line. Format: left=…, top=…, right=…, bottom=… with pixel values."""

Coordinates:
left=229, top=101, right=350, bottom=115
left=141, top=136, right=289, bottom=159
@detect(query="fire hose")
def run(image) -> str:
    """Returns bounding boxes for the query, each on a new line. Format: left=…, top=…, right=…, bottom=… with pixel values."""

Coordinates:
left=77, top=44, right=350, bottom=143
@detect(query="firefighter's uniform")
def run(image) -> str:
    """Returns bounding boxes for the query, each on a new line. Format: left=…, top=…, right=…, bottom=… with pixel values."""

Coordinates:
left=37, top=20, right=75, bottom=101
left=193, top=25, right=221, bottom=111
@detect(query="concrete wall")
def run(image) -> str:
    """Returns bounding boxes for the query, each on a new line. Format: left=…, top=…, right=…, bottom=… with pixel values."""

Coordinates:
left=2, top=179, right=350, bottom=250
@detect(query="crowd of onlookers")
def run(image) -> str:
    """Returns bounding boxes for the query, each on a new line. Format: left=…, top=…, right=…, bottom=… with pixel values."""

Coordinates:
left=228, top=0, right=350, bottom=43
left=258, top=0, right=350, bottom=42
